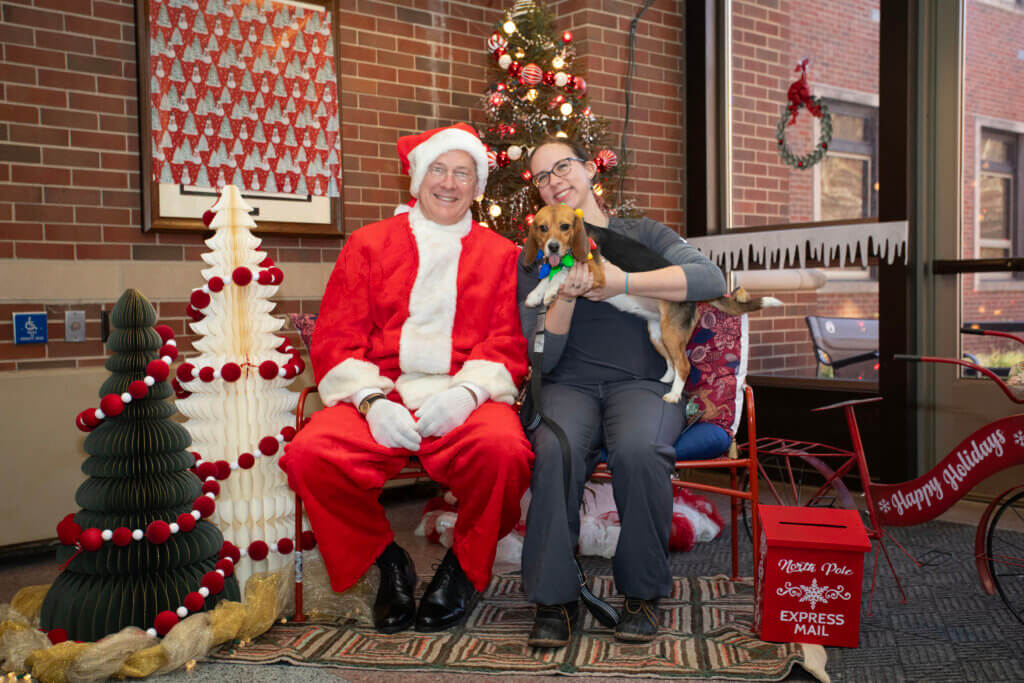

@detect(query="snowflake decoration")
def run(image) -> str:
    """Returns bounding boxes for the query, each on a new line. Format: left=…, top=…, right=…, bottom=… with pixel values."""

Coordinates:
left=798, top=578, right=828, bottom=609
left=1014, top=429, right=1024, bottom=449
left=776, top=578, right=851, bottom=610
left=878, top=498, right=891, bottom=514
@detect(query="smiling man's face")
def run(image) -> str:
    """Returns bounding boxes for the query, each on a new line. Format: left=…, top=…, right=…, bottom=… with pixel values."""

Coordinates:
left=416, top=150, right=478, bottom=225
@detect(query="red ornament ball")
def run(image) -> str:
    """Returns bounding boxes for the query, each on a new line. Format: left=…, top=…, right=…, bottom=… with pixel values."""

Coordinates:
left=219, top=542, right=241, bottom=563
left=215, top=557, right=235, bottom=577
left=248, top=540, right=269, bottom=561
left=232, top=267, right=252, bottom=286
left=496, top=150, right=511, bottom=167
left=259, top=436, right=280, bottom=456
left=269, top=267, right=284, bottom=284
left=184, top=591, right=205, bottom=613
left=202, top=570, right=225, bottom=594
left=196, top=461, right=217, bottom=481
left=300, top=530, right=317, bottom=550
left=193, top=495, right=215, bottom=518
left=154, top=324, right=174, bottom=343
left=562, top=30, right=573, bottom=43
left=80, top=527, right=104, bottom=551
left=189, top=290, right=211, bottom=309
left=220, top=362, right=242, bottom=382
left=259, top=360, right=279, bottom=380
left=146, top=520, right=171, bottom=544
left=214, top=460, right=231, bottom=480
left=521, top=170, right=533, bottom=182
left=154, top=610, right=179, bottom=636
left=574, top=76, right=587, bottom=95
left=238, top=452, right=256, bottom=469
left=508, top=61, right=522, bottom=78
left=47, top=628, right=69, bottom=644
left=176, top=512, right=197, bottom=533
left=280, top=425, right=296, bottom=442
left=159, top=344, right=179, bottom=362
left=521, top=63, right=543, bottom=86
left=112, top=527, right=133, bottom=546
left=176, top=363, right=195, bottom=382
left=276, top=538, right=294, bottom=555
left=128, top=380, right=149, bottom=400
left=57, top=516, right=82, bottom=545
left=207, top=276, right=224, bottom=293
left=201, top=479, right=220, bottom=496
left=99, top=393, right=124, bottom=418
left=146, top=359, right=170, bottom=383
left=542, top=70, right=556, bottom=86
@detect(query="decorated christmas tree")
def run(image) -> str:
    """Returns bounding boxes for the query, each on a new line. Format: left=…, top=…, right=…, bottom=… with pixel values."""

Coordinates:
left=41, top=289, right=239, bottom=642
left=175, top=185, right=302, bottom=591
left=474, top=0, right=633, bottom=241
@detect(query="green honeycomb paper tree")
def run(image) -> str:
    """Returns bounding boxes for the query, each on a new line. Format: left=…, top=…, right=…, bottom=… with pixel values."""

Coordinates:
left=40, top=289, right=239, bottom=642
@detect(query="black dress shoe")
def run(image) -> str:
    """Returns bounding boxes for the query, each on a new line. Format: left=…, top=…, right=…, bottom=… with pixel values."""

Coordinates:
left=414, top=549, right=478, bottom=632
left=373, top=542, right=417, bottom=634
left=614, top=597, right=659, bottom=642
left=527, top=601, right=579, bottom=648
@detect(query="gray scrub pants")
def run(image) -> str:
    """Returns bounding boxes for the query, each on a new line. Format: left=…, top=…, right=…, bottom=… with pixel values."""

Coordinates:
left=521, top=379, right=684, bottom=605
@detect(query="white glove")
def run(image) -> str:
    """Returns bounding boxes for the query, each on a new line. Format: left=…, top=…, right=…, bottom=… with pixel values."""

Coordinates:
left=414, top=386, right=479, bottom=438
left=365, top=399, right=422, bottom=451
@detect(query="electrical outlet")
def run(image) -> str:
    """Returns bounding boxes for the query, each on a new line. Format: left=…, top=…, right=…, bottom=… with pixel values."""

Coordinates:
left=66, top=310, right=86, bottom=342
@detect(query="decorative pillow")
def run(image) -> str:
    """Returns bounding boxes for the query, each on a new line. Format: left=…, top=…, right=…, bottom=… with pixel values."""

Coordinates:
left=288, top=313, right=318, bottom=352
left=683, top=303, right=748, bottom=437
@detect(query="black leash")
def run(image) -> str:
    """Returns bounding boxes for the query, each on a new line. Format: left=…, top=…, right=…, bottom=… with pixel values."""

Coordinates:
left=529, top=309, right=620, bottom=629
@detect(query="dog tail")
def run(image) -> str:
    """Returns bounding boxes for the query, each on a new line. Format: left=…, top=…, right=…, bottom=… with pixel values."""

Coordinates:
left=708, top=287, right=784, bottom=315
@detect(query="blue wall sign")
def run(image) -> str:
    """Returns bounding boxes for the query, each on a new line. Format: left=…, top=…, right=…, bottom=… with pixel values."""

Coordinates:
left=13, top=312, right=48, bottom=344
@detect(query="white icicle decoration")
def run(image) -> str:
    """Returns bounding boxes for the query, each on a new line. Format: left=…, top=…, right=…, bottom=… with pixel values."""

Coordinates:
left=686, top=220, right=908, bottom=271
left=176, top=185, right=300, bottom=591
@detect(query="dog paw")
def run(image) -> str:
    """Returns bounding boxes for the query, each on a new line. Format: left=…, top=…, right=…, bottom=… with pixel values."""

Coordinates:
left=659, top=369, right=675, bottom=383
left=525, top=292, right=543, bottom=308
left=662, top=391, right=683, bottom=404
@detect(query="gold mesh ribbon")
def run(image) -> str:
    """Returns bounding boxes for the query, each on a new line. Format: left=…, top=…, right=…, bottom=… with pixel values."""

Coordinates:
left=25, top=641, right=91, bottom=683
left=11, top=585, right=49, bottom=624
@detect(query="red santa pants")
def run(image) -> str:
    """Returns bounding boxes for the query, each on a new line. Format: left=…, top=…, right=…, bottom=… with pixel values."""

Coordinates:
left=280, top=401, right=532, bottom=592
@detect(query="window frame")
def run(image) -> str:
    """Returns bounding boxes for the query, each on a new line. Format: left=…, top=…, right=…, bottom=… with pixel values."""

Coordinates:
left=976, top=127, right=1023, bottom=272
left=816, top=100, right=879, bottom=222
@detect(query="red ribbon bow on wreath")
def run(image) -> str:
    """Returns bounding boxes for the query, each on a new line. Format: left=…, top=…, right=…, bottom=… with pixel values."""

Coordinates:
left=786, top=58, right=822, bottom=126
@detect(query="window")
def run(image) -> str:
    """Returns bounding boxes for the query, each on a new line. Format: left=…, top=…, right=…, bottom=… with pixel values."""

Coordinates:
left=978, top=129, right=1021, bottom=260
left=818, top=101, right=878, bottom=221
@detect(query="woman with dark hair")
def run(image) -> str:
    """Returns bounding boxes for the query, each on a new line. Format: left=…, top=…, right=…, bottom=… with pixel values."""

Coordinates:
left=517, top=137, right=727, bottom=647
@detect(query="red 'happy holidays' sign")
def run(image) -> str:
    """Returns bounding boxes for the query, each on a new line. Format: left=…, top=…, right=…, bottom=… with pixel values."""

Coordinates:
left=869, top=414, right=1024, bottom=526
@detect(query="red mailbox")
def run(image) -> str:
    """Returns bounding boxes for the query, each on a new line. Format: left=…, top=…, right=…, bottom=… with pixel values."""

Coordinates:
left=754, top=505, right=871, bottom=648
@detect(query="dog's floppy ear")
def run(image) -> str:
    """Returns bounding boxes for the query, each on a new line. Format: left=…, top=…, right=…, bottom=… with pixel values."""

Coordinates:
left=570, top=208, right=589, bottom=262
left=522, top=230, right=539, bottom=267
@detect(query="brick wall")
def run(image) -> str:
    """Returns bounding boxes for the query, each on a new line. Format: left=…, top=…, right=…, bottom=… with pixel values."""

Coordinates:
left=0, top=0, right=687, bottom=372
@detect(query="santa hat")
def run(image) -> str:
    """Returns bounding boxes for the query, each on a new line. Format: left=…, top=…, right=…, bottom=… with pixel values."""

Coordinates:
left=397, top=123, right=488, bottom=199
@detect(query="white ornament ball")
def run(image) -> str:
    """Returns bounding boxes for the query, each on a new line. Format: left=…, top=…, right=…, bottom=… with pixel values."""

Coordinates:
left=507, top=145, right=522, bottom=161
left=498, top=54, right=512, bottom=70
left=132, top=529, right=144, bottom=541
left=554, top=72, right=568, bottom=87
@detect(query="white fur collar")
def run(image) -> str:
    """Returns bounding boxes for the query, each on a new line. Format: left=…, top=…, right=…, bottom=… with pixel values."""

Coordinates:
left=408, top=203, right=472, bottom=237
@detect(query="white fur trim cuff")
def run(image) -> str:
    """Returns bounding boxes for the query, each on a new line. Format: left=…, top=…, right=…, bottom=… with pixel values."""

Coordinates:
left=407, top=128, right=488, bottom=198
left=451, top=360, right=518, bottom=405
left=319, top=358, right=395, bottom=407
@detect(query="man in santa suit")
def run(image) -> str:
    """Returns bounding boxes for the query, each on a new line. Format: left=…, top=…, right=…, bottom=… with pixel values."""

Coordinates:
left=280, top=123, right=531, bottom=634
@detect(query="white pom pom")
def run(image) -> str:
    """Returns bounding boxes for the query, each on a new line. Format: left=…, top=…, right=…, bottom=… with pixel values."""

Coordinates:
left=201, top=285, right=210, bottom=294
left=198, top=587, right=210, bottom=598
left=230, top=462, right=239, bottom=470
left=205, top=492, right=216, bottom=499
left=144, top=376, right=156, bottom=386
left=278, top=367, right=287, bottom=377
left=121, top=392, right=132, bottom=403
left=167, top=339, right=177, bottom=347
left=239, top=548, right=248, bottom=558
left=162, top=356, right=172, bottom=365
left=101, top=529, right=113, bottom=541
left=132, top=529, right=144, bottom=541
left=216, top=568, right=225, bottom=576
left=205, top=476, right=216, bottom=482
left=146, top=628, right=158, bottom=637
left=169, top=523, right=180, bottom=534
left=191, top=368, right=199, bottom=379
left=213, top=369, right=221, bottom=379
left=276, top=434, right=285, bottom=442
left=176, top=606, right=188, bottom=618
left=95, top=409, right=106, bottom=420
left=191, top=510, right=201, bottom=520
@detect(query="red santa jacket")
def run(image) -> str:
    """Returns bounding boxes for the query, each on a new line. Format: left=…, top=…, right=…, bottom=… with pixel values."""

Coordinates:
left=311, top=206, right=528, bottom=410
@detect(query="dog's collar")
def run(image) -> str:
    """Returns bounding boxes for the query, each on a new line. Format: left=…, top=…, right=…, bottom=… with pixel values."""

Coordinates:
left=535, top=238, right=596, bottom=280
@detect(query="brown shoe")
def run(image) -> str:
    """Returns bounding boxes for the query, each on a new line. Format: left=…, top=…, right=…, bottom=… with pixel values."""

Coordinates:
left=614, top=597, right=659, bottom=642
left=527, top=602, right=579, bottom=648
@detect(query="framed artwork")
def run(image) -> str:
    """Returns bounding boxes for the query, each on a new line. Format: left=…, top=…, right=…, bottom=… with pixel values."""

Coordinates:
left=136, top=0, right=343, bottom=235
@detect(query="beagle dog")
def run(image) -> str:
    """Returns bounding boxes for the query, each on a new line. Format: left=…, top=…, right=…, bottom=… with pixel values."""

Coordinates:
left=523, top=204, right=782, bottom=403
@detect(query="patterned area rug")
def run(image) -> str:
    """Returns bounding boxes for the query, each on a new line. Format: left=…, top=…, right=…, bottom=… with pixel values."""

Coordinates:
left=209, top=574, right=827, bottom=680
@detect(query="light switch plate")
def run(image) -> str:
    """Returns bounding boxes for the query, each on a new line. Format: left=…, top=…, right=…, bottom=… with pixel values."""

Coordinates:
left=65, top=310, right=86, bottom=342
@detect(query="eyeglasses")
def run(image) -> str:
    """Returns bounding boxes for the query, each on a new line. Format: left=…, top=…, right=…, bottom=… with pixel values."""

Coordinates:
left=426, top=164, right=475, bottom=186
left=531, top=157, right=585, bottom=188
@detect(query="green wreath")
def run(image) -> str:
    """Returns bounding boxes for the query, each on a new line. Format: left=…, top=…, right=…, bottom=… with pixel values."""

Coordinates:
left=776, top=96, right=832, bottom=170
